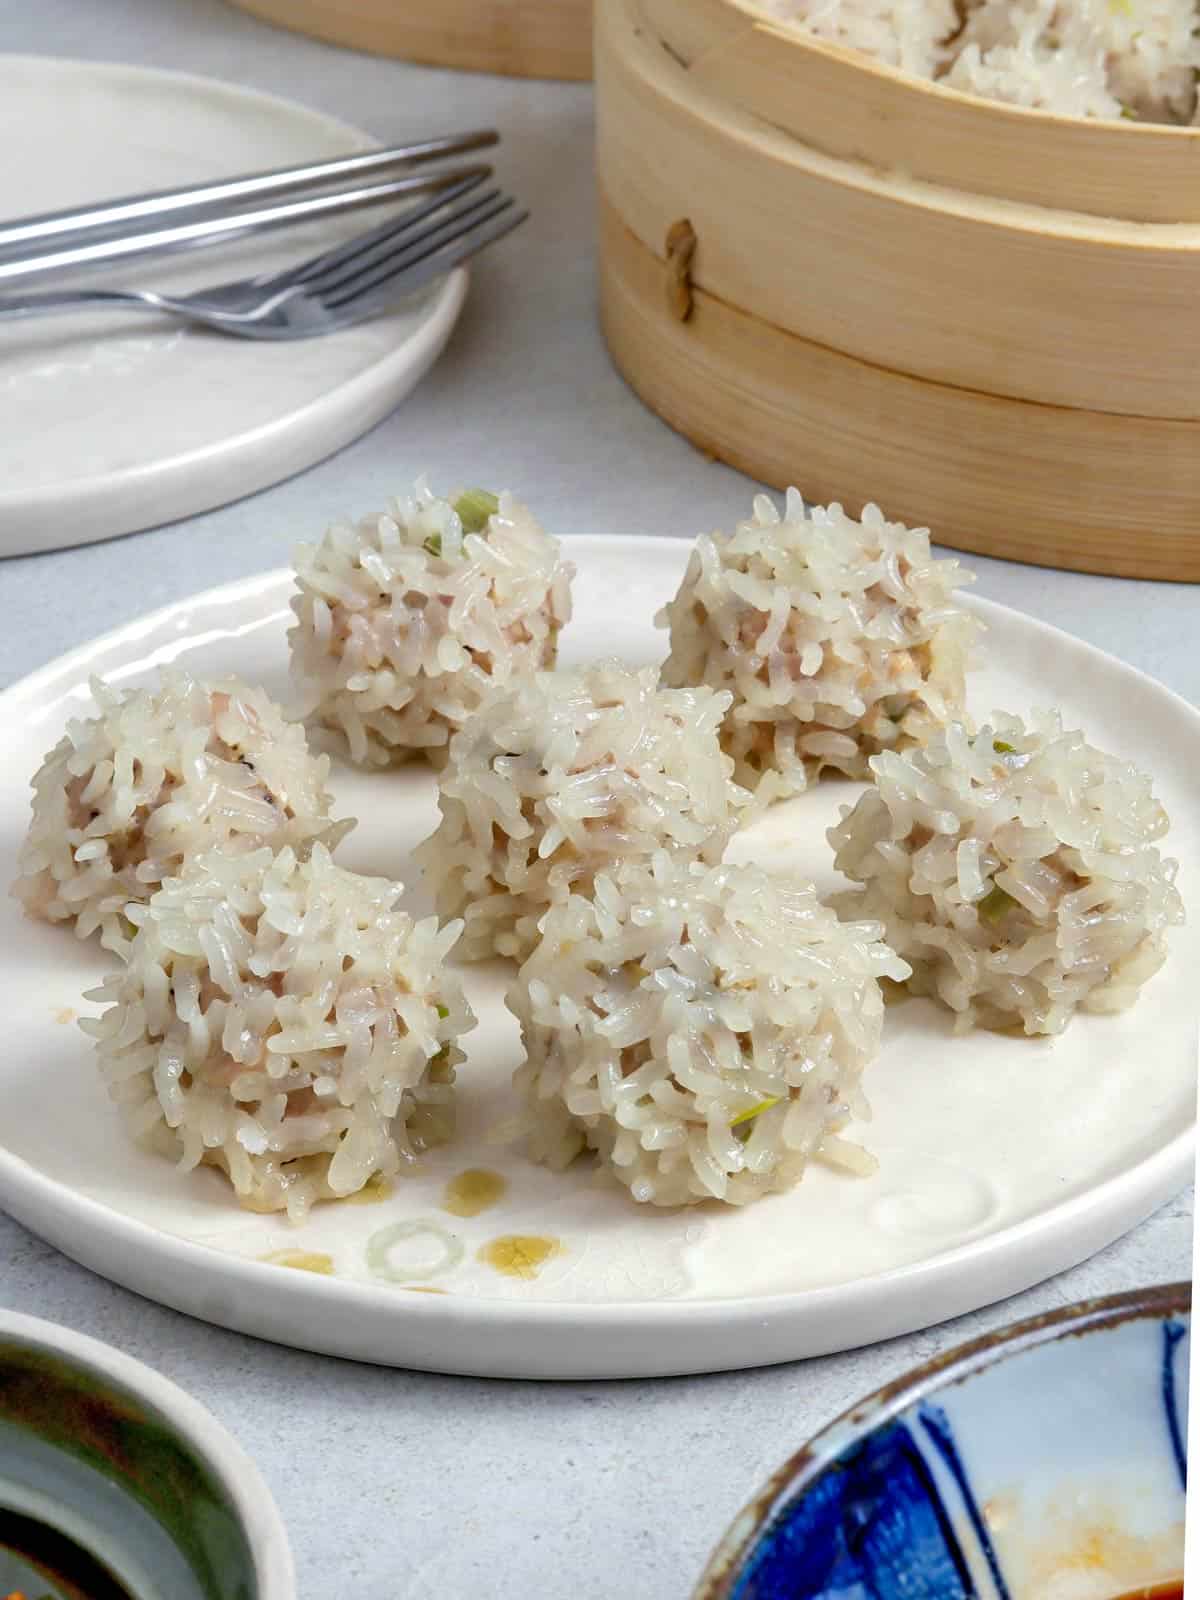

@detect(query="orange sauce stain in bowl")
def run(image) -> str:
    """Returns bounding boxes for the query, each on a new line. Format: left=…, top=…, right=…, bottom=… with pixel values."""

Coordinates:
left=1112, top=1587, right=1183, bottom=1599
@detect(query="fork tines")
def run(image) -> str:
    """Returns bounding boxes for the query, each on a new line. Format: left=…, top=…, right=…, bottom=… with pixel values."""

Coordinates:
left=298, top=182, right=529, bottom=313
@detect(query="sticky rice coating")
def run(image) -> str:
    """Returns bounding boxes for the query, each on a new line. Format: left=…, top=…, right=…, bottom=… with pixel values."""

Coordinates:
left=416, top=660, right=748, bottom=964
left=508, top=853, right=909, bottom=1206
left=12, top=670, right=351, bottom=958
left=759, top=0, right=1200, bottom=124
left=828, top=711, right=1184, bottom=1035
left=288, top=480, right=574, bottom=768
left=83, top=843, right=473, bottom=1222
left=658, top=490, right=977, bottom=804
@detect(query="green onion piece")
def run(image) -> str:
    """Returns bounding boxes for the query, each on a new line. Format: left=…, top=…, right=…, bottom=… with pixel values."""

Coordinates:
left=431, top=1044, right=452, bottom=1074
left=423, top=532, right=442, bottom=557
left=993, top=740, right=1015, bottom=754
left=979, top=885, right=1017, bottom=922
left=731, top=1094, right=784, bottom=1129
left=1119, top=105, right=1138, bottom=118
left=453, top=488, right=500, bottom=533
left=436, top=1004, right=449, bottom=1019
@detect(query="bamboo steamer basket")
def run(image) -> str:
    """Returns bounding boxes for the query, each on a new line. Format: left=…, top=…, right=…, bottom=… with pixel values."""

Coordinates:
left=596, top=0, right=1200, bottom=580
left=226, top=0, right=592, bottom=79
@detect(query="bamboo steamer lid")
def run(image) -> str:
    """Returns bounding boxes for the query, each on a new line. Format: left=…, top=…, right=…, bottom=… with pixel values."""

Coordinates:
left=225, top=0, right=593, bottom=80
left=597, top=0, right=1200, bottom=580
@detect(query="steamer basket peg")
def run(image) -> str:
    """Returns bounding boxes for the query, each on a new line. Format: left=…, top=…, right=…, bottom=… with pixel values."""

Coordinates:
left=225, top=0, right=593, bottom=80
left=596, top=0, right=1200, bottom=582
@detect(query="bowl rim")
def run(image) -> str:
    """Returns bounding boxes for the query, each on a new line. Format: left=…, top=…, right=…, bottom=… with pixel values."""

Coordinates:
left=0, top=1307, right=296, bottom=1600
left=694, top=1281, right=1192, bottom=1599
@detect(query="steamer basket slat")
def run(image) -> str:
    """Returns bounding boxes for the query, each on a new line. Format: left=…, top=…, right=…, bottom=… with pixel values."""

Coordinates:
left=225, top=0, right=593, bottom=80
left=642, top=0, right=1200, bottom=223
left=597, top=0, right=1200, bottom=580
left=600, top=198, right=1200, bottom=583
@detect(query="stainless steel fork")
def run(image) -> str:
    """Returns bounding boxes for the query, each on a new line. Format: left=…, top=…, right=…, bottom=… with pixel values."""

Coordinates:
left=0, top=175, right=527, bottom=337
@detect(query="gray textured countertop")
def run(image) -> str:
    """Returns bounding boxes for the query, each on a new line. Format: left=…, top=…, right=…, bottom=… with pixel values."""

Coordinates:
left=0, top=4, right=1194, bottom=1596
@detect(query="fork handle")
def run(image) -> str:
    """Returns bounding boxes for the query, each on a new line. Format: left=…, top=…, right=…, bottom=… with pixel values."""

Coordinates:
left=0, top=289, right=173, bottom=321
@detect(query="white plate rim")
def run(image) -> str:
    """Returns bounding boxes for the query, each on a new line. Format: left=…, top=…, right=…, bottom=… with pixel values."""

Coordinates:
left=0, top=54, right=468, bottom=556
left=0, top=539, right=1194, bottom=1378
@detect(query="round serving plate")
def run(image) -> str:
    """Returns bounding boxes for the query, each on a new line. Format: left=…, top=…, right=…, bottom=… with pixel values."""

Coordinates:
left=0, top=537, right=1194, bottom=1379
left=0, top=56, right=467, bottom=558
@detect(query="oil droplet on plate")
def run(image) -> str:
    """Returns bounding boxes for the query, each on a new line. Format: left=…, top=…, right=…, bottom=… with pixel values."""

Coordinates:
left=478, top=1235, right=561, bottom=1280
left=260, top=1249, right=335, bottom=1275
left=343, top=1173, right=394, bottom=1205
left=55, top=1007, right=76, bottom=1024
left=443, top=1168, right=508, bottom=1218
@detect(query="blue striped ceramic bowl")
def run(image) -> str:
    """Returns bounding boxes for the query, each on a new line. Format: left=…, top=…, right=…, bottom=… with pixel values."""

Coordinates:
left=697, top=1284, right=1189, bottom=1600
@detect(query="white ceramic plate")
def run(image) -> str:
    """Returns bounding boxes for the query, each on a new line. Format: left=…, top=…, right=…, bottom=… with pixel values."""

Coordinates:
left=0, top=57, right=467, bottom=557
left=0, top=537, right=1194, bottom=1379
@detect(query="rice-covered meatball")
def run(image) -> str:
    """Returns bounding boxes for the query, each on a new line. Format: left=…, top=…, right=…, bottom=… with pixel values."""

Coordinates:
left=760, top=0, right=959, bottom=78
left=288, top=479, right=574, bottom=767
left=828, top=712, right=1184, bottom=1036
left=943, top=0, right=1122, bottom=119
left=758, top=0, right=1198, bottom=124
left=416, top=661, right=748, bottom=964
left=658, top=490, right=978, bottom=803
left=507, top=853, right=909, bottom=1206
left=83, top=844, right=473, bottom=1221
left=946, top=0, right=1199, bottom=124
left=12, top=671, right=350, bottom=957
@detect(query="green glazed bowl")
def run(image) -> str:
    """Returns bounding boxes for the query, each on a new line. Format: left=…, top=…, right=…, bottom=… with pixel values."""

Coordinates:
left=0, top=1311, right=294, bottom=1600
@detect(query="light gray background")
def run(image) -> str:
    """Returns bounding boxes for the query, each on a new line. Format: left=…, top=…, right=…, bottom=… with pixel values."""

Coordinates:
left=0, top=4, right=1194, bottom=1596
